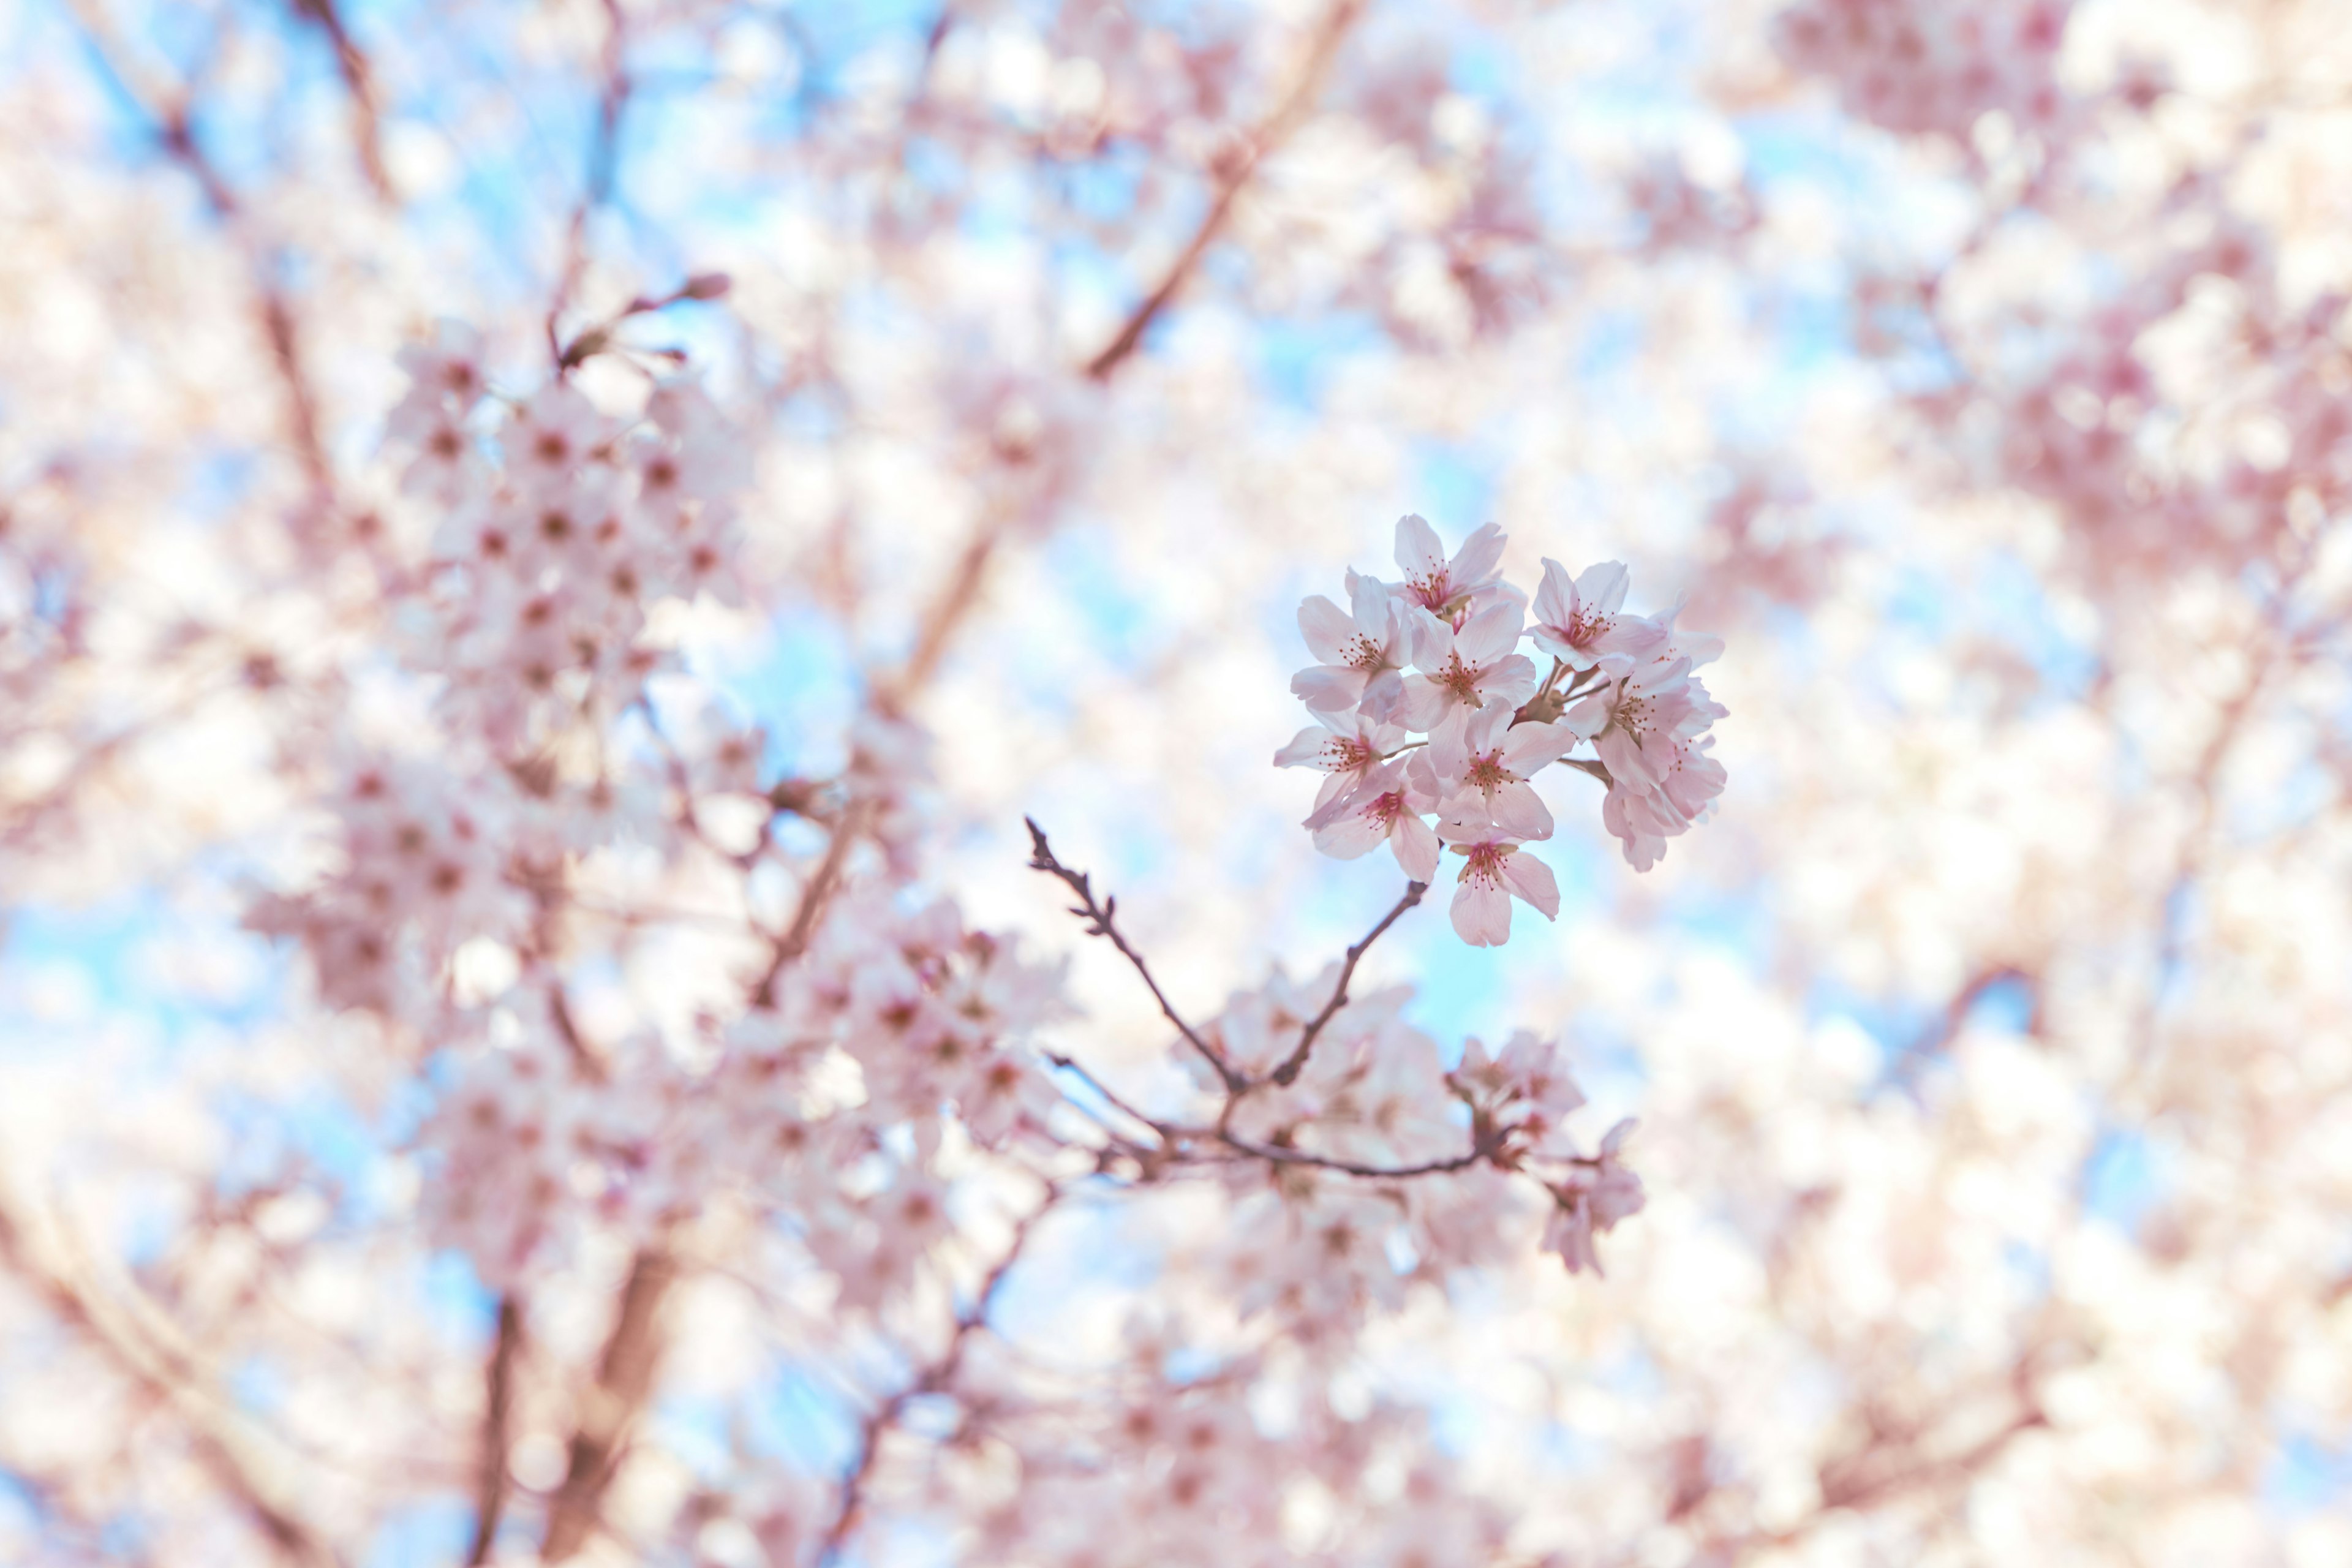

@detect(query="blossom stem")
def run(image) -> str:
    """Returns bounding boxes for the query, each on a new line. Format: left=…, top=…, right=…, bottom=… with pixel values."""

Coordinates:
left=1267, top=880, right=1429, bottom=1086
left=1025, top=819, right=1245, bottom=1092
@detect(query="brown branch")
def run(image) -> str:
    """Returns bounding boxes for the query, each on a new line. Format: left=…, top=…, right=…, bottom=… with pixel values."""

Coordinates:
left=465, top=1295, right=524, bottom=1567
left=1268, top=880, right=1428, bottom=1085
left=288, top=0, right=394, bottom=202
left=815, top=1186, right=1065, bottom=1566
left=540, top=1248, right=676, bottom=1561
left=0, top=1193, right=340, bottom=1568
left=62, top=0, right=337, bottom=513
left=1024, top=818, right=1242, bottom=1092
left=750, top=797, right=870, bottom=1007
left=548, top=0, right=634, bottom=375
left=1082, top=0, right=1365, bottom=380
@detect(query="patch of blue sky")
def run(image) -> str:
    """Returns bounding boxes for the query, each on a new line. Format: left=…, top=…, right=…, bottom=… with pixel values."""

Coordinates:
left=753, top=1358, right=865, bottom=1470
left=1806, top=976, right=1944, bottom=1072
left=2266, top=1431, right=2352, bottom=1513
left=0, top=894, right=283, bottom=1045
left=1255, top=310, right=1387, bottom=412
left=685, top=609, right=862, bottom=780
left=364, top=1499, right=472, bottom=1568
left=1057, top=145, right=1147, bottom=226
left=1659, top=876, right=1776, bottom=970
left=228, top=1354, right=290, bottom=1416
left=421, top=1250, right=502, bottom=1344
left=1415, top=438, right=1494, bottom=528
left=649, top=1393, right=740, bottom=1480
left=2078, top=1123, right=2160, bottom=1235
left=1968, top=549, right=2104, bottom=701
left=1044, top=535, right=1155, bottom=669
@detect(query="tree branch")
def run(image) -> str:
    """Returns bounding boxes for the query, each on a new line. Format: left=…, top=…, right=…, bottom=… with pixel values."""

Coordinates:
left=464, top=1295, right=524, bottom=1567
left=540, top=1248, right=676, bottom=1561
left=815, top=1185, right=1065, bottom=1566
left=1083, top=0, right=1365, bottom=380
left=1267, top=880, right=1428, bottom=1086
left=1024, top=818, right=1242, bottom=1092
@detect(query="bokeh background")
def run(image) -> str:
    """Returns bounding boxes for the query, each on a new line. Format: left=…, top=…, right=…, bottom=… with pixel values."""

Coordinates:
left=4, top=0, right=2352, bottom=1563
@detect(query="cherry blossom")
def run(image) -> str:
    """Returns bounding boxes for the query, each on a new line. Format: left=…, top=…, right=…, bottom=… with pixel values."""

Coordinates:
left=1305, top=756, right=1442, bottom=882
left=1436, top=812, right=1561, bottom=946
left=1290, top=571, right=1412, bottom=718
left=1529, top=557, right=1668, bottom=669
left=1392, top=513, right=1507, bottom=622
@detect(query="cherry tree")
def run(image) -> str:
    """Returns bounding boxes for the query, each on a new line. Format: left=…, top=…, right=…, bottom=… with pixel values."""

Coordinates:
left=2, top=1, right=2350, bottom=1566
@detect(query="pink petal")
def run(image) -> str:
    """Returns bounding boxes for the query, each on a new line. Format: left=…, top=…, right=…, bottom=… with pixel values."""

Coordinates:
left=1394, top=513, right=1446, bottom=580
left=1449, top=522, right=1507, bottom=586
left=1392, top=812, right=1441, bottom=882
left=1291, top=665, right=1369, bottom=714
left=1532, top=557, right=1577, bottom=634
left=1490, top=781, right=1555, bottom=841
left=1298, top=595, right=1357, bottom=665
left=1472, top=652, right=1540, bottom=709
left=1450, top=876, right=1514, bottom=946
left=1456, top=600, right=1525, bottom=665
left=1501, top=850, right=1560, bottom=918
left=1273, top=725, right=1335, bottom=769
left=1577, top=561, right=1631, bottom=616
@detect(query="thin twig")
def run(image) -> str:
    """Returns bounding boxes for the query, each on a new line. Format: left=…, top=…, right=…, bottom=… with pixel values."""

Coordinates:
left=1268, top=880, right=1428, bottom=1086
left=815, top=1185, right=1065, bottom=1565
left=1082, top=0, right=1365, bottom=380
left=288, top=0, right=394, bottom=202
left=547, top=0, right=633, bottom=375
left=0, top=1193, right=340, bottom=1567
left=751, top=797, right=870, bottom=1007
left=1023, top=819, right=1242, bottom=1092
left=62, top=0, right=338, bottom=513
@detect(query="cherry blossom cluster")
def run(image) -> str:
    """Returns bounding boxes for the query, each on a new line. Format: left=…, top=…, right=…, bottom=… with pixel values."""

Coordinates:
left=1773, top=0, right=2074, bottom=141
left=1280, top=516, right=1728, bottom=943
left=389, top=321, right=748, bottom=747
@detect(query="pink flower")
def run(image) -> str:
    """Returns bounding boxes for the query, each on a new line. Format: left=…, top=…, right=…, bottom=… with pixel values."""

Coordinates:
left=507, top=383, right=614, bottom=500
left=1564, top=655, right=1700, bottom=791
left=1291, top=572, right=1411, bottom=718
left=1436, top=813, right=1560, bottom=946
left=1529, top=558, right=1668, bottom=669
left=1400, top=600, right=1539, bottom=739
left=1307, top=757, right=1441, bottom=881
left=1543, top=1118, right=1644, bottom=1275
left=1274, top=708, right=1407, bottom=816
left=1393, top=514, right=1507, bottom=621
left=1430, top=701, right=1577, bottom=840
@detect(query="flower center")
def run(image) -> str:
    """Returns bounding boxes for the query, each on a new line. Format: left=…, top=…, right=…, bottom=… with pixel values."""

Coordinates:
left=1344, top=633, right=1390, bottom=672
left=1439, top=652, right=1482, bottom=699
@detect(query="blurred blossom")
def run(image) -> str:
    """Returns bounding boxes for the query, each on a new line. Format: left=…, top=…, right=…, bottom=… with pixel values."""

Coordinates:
left=2, top=0, right=2351, bottom=1565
